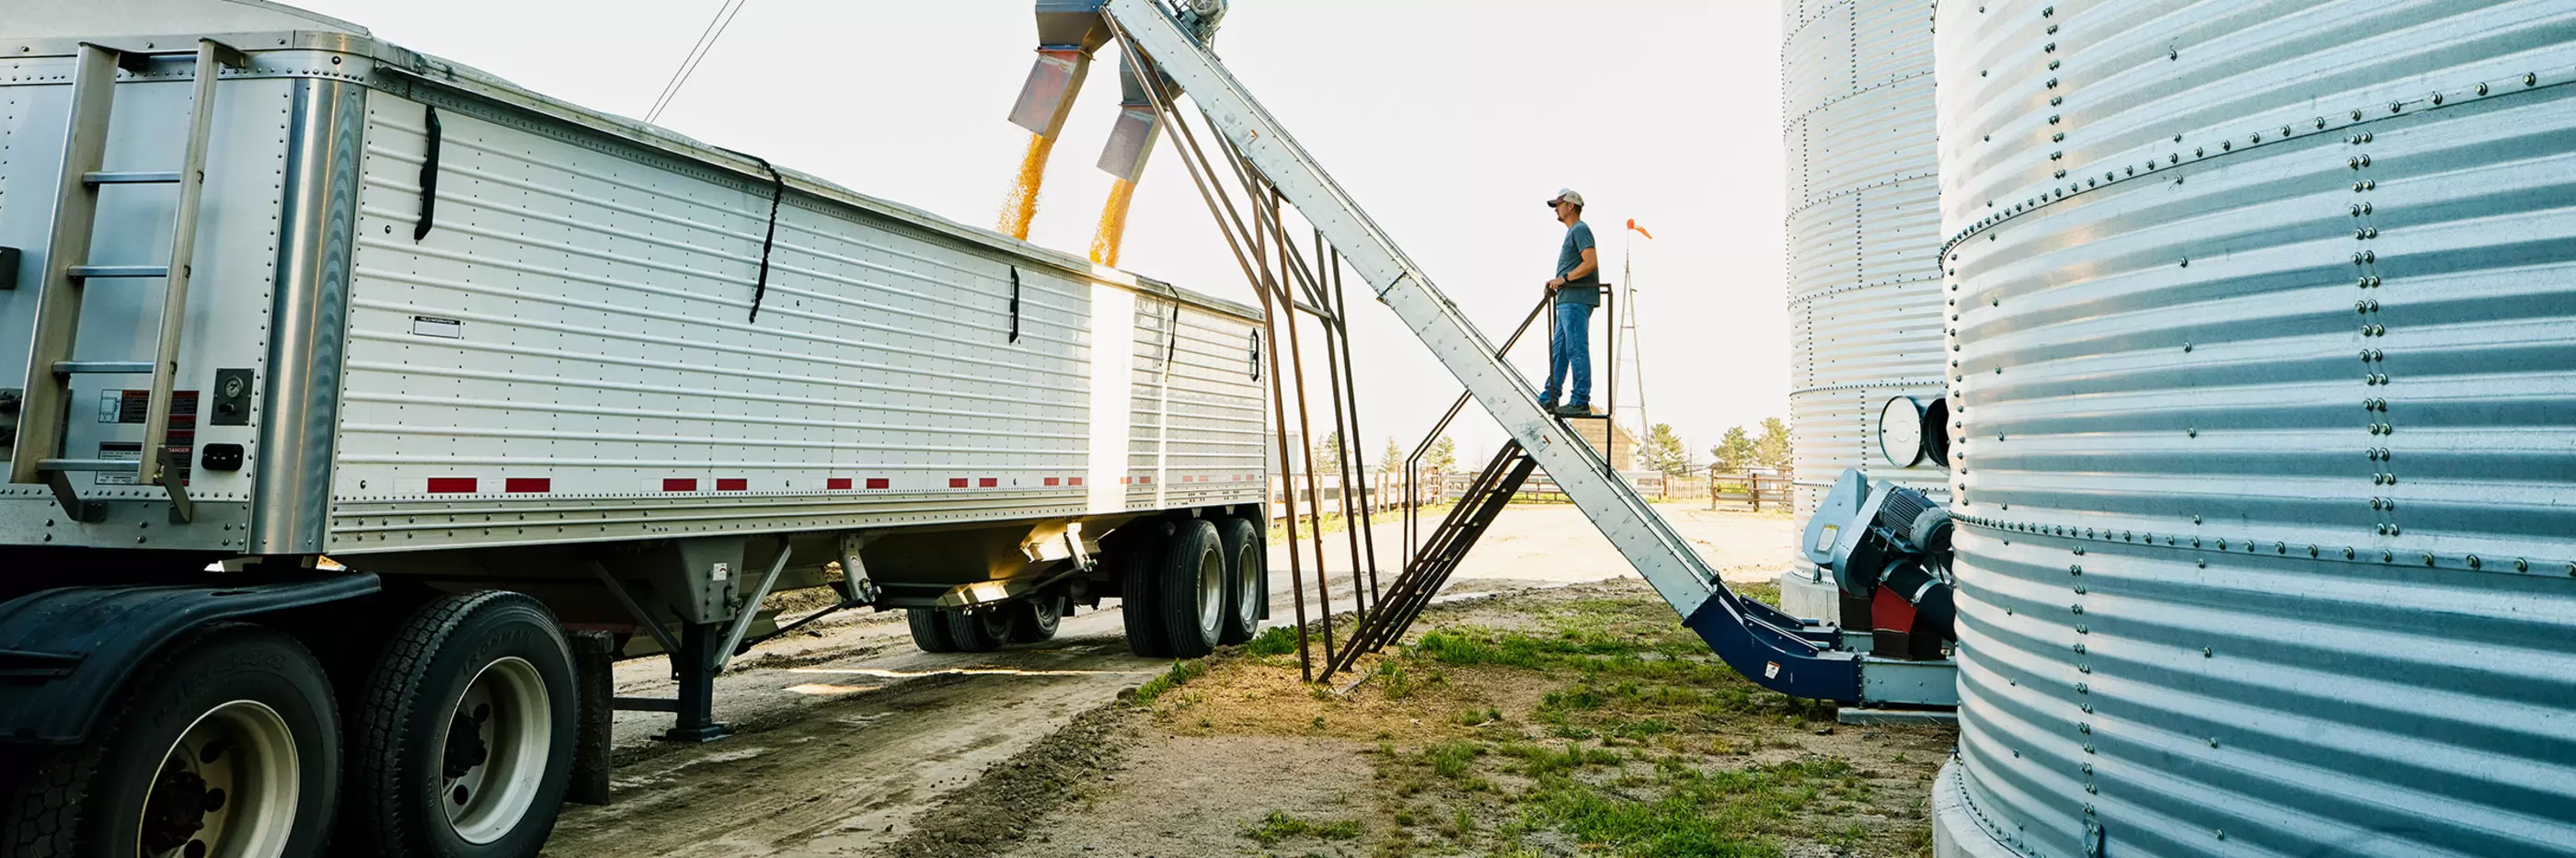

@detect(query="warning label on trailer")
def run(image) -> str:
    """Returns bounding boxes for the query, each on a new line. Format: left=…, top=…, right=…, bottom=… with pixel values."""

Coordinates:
left=95, top=441, right=190, bottom=486
left=98, top=390, right=199, bottom=424
left=91, top=390, right=198, bottom=486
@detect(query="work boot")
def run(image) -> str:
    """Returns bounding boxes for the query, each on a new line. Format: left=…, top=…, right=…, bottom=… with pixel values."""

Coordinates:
left=1554, top=403, right=1593, bottom=416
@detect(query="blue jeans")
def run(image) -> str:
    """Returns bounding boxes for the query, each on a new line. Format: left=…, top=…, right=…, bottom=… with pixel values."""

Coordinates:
left=1544, top=301, right=1592, bottom=406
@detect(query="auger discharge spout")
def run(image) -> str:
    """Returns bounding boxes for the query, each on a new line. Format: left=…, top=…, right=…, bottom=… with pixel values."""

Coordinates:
left=1006, top=0, right=1114, bottom=140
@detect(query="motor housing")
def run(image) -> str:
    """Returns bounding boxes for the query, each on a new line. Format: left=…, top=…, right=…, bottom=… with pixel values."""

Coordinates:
left=1798, top=468, right=1954, bottom=659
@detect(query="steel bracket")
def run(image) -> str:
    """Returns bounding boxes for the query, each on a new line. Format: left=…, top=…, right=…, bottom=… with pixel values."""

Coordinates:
left=45, top=471, right=104, bottom=523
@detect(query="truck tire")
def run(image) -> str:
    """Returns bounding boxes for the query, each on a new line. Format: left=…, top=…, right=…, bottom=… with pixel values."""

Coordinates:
left=944, top=609, right=1012, bottom=653
left=905, top=609, right=959, bottom=653
left=1120, top=522, right=1174, bottom=658
left=1216, top=516, right=1265, bottom=645
left=340, top=591, right=575, bottom=858
left=5, top=623, right=340, bottom=858
left=1159, top=520, right=1226, bottom=658
left=1006, top=595, right=1064, bottom=644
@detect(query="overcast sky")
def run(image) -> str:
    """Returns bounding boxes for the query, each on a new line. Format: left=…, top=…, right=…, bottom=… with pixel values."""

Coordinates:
left=293, top=0, right=1788, bottom=466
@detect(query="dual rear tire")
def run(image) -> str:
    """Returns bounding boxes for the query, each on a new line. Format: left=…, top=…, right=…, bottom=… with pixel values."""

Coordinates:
left=904, top=595, right=1064, bottom=654
left=1122, top=516, right=1264, bottom=658
left=4, top=623, right=341, bottom=858
left=2, top=591, right=577, bottom=858
left=341, top=591, right=577, bottom=858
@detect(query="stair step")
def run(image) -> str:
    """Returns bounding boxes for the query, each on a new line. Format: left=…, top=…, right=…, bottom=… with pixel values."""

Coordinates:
left=82, top=170, right=181, bottom=185
left=52, top=361, right=154, bottom=374
left=67, top=265, right=168, bottom=279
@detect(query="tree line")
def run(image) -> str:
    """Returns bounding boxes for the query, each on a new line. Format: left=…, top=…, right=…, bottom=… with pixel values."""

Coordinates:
left=1639, top=418, right=1790, bottom=477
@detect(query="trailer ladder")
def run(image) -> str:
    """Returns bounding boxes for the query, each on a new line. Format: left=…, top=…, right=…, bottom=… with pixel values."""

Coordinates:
left=11, top=40, right=246, bottom=524
left=1100, top=0, right=1864, bottom=702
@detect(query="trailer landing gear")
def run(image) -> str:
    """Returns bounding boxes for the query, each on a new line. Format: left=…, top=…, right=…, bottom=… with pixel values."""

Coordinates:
left=661, top=623, right=730, bottom=743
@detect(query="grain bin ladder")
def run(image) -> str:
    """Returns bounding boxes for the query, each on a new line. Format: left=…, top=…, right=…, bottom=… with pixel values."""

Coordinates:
left=11, top=40, right=246, bottom=524
left=1097, top=0, right=1884, bottom=704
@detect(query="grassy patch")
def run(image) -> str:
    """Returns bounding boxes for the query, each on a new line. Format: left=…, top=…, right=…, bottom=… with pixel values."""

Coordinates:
left=1497, top=740, right=1623, bottom=776
left=1605, top=717, right=1673, bottom=739
left=1118, top=578, right=1949, bottom=858
left=1379, top=660, right=1417, bottom=700
left=1128, top=658, right=1205, bottom=708
left=1421, top=741, right=1485, bottom=779
left=1240, top=809, right=1363, bottom=845
left=1518, top=758, right=1854, bottom=858
left=1244, top=625, right=1299, bottom=657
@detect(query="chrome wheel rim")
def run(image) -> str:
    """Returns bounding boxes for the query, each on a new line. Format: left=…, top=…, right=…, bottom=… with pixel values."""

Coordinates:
left=1195, top=543, right=1225, bottom=634
left=441, top=657, right=549, bottom=845
left=138, top=700, right=298, bottom=858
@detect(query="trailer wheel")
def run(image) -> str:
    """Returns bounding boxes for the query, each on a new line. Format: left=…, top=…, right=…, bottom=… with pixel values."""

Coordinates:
left=1160, top=520, right=1226, bottom=658
left=1215, top=516, right=1265, bottom=645
left=1006, top=595, right=1064, bottom=644
left=341, top=591, right=574, bottom=858
left=905, top=609, right=960, bottom=653
left=1120, top=521, right=1174, bottom=658
left=945, top=609, right=1013, bottom=653
left=5, top=623, right=339, bottom=858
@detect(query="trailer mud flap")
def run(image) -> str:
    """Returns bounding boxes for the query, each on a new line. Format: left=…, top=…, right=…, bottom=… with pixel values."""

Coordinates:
left=0, top=574, right=380, bottom=745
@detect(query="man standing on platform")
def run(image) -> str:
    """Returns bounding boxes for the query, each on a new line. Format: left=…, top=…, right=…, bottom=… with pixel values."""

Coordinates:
left=1541, top=189, right=1602, bottom=416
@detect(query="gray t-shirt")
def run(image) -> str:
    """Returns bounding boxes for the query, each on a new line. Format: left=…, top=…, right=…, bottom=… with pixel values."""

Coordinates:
left=1555, top=221, right=1600, bottom=306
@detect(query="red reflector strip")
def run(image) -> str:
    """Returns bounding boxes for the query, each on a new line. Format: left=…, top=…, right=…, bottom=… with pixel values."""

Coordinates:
left=505, top=478, right=550, bottom=494
left=426, top=477, right=477, bottom=494
left=828, top=478, right=853, bottom=490
left=1044, top=477, right=1060, bottom=486
left=662, top=478, right=697, bottom=492
left=1070, top=477, right=1084, bottom=486
left=716, top=478, right=748, bottom=491
left=979, top=477, right=998, bottom=487
left=1140, top=476, right=1153, bottom=485
left=867, top=478, right=891, bottom=489
left=949, top=478, right=970, bottom=488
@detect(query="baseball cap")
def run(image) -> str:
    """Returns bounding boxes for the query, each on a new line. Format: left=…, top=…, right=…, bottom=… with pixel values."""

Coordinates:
left=1545, top=189, right=1585, bottom=209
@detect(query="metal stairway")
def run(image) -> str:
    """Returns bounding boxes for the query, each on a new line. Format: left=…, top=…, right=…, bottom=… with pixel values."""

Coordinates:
left=1101, top=0, right=1867, bottom=702
left=1328, top=440, right=1535, bottom=677
left=12, top=40, right=246, bottom=524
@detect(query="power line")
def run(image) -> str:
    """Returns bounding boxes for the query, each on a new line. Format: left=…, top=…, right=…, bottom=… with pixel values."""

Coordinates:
left=645, top=0, right=750, bottom=124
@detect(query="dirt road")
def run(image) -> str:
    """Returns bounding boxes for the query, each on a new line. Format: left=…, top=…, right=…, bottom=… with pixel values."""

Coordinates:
left=538, top=504, right=1801, bottom=857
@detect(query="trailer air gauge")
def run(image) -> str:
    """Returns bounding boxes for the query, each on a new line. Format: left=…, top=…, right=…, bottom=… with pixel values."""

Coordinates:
left=1880, top=396, right=1926, bottom=467
left=211, top=368, right=253, bottom=426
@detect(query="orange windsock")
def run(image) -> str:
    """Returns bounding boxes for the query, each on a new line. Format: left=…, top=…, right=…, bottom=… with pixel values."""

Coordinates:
left=1626, top=219, right=1654, bottom=240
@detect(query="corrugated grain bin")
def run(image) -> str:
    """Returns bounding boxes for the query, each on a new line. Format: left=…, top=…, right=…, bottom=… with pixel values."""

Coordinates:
left=1783, top=0, right=1948, bottom=513
left=1930, top=1, right=2576, bottom=855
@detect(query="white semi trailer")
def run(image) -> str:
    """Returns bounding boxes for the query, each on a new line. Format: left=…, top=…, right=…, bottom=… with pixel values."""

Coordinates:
left=0, top=3, right=1271, bottom=856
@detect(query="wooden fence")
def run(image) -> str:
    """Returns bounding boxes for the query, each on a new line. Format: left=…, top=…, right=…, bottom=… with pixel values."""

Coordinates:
left=1705, top=466, right=1793, bottom=511
left=1267, top=473, right=1440, bottom=521
left=1262, top=467, right=1788, bottom=520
